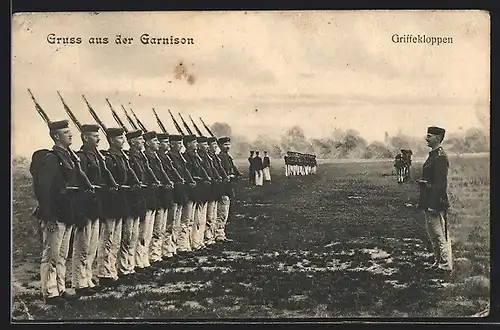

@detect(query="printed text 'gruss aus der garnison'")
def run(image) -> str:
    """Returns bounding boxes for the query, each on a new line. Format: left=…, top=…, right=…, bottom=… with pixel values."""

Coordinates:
left=46, top=33, right=195, bottom=45
left=392, top=34, right=453, bottom=46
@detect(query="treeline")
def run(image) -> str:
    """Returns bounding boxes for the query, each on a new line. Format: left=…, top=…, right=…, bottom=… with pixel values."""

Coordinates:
left=209, top=123, right=490, bottom=159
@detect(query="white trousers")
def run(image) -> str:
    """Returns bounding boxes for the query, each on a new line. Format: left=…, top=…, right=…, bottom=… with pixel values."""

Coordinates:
left=97, top=218, right=122, bottom=280
left=204, top=201, right=218, bottom=245
left=215, top=196, right=231, bottom=240
left=255, top=170, right=264, bottom=186
left=118, top=216, right=140, bottom=275
left=72, top=219, right=99, bottom=289
left=135, top=210, right=155, bottom=269
left=263, top=167, right=271, bottom=181
left=40, top=221, right=73, bottom=299
left=191, top=201, right=208, bottom=250
left=178, top=201, right=195, bottom=252
left=425, top=210, right=453, bottom=270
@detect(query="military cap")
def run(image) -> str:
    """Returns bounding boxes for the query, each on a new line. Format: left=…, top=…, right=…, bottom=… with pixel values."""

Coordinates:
left=106, top=127, right=125, bottom=137
left=48, top=119, right=69, bottom=131
left=427, top=126, right=445, bottom=137
left=81, top=124, right=100, bottom=133
left=250, top=150, right=255, bottom=153
left=143, top=131, right=157, bottom=141
left=157, top=133, right=169, bottom=140
left=169, top=135, right=183, bottom=142
left=207, top=136, right=217, bottom=144
left=183, top=134, right=197, bottom=144
left=218, top=136, right=231, bottom=144
left=197, top=136, right=208, bottom=143
left=125, top=129, right=143, bottom=140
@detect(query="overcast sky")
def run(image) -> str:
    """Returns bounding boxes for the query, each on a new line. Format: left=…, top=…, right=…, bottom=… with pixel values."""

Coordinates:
left=12, top=10, right=490, bottom=157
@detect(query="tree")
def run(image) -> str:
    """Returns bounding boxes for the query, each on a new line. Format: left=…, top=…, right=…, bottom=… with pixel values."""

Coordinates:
left=364, top=141, right=393, bottom=159
left=210, top=122, right=232, bottom=137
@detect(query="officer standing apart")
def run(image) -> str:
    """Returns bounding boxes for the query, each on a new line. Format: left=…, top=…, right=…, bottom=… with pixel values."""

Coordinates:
left=262, top=151, right=271, bottom=182
left=417, top=126, right=453, bottom=273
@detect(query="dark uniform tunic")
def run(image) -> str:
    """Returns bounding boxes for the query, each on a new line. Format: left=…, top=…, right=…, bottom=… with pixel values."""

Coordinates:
left=145, top=149, right=174, bottom=210
left=199, top=150, right=222, bottom=202
left=159, top=151, right=186, bottom=205
left=183, top=150, right=212, bottom=203
left=103, top=148, right=141, bottom=219
left=77, top=146, right=106, bottom=222
left=263, top=156, right=270, bottom=168
left=128, top=149, right=159, bottom=214
left=169, top=151, right=196, bottom=205
left=218, top=151, right=242, bottom=198
left=31, top=145, right=84, bottom=226
left=210, top=151, right=229, bottom=201
left=417, top=146, right=450, bottom=211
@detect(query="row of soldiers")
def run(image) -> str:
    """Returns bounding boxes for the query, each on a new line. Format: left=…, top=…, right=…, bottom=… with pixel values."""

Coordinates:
left=248, top=150, right=272, bottom=186
left=28, top=91, right=243, bottom=306
left=284, top=151, right=317, bottom=177
left=394, top=149, right=413, bottom=183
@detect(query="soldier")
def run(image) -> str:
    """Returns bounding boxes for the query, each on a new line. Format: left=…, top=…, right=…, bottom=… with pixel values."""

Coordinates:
left=169, top=135, right=197, bottom=257
left=183, top=135, right=212, bottom=252
left=73, top=124, right=114, bottom=296
left=248, top=151, right=255, bottom=185
left=312, top=155, right=317, bottom=174
left=263, top=151, right=271, bottom=182
left=30, top=119, right=83, bottom=305
left=253, top=151, right=264, bottom=186
left=216, top=136, right=243, bottom=242
left=126, top=129, right=161, bottom=273
left=284, top=152, right=290, bottom=177
left=394, top=152, right=404, bottom=183
left=197, top=136, right=223, bottom=251
left=157, top=133, right=186, bottom=260
left=101, top=127, right=143, bottom=285
left=206, top=136, right=228, bottom=247
left=417, top=126, right=453, bottom=273
left=143, top=131, right=175, bottom=265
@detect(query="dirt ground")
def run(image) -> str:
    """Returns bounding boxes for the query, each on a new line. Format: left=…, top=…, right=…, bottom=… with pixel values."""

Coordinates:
left=11, top=155, right=490, bottom=320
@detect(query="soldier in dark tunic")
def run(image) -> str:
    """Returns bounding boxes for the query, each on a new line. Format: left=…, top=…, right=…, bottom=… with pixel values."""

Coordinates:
left=216, top=136, right=243, bottom=242
left=248, top=151, right=255, bottom=185
left=168, top=135, right=197, bottom=256
left=126, top=129, right=161, bottom=273
left=197, top=136, right=223, bottom=251
left=30, top=120, right=83, bottom=305
left=101, top=127, right=143, bottom=285
left=183, top=135, right=212, bottom=252
left=74, top=124, right=117, bottom=295
left=157, top=133, right=186, bottom=260
left=263, top=151, right=272, bottom=182
left=417, top=126, right=453, bottom=273
left=143, top=131, right=174, bottom=265
left=206, top=136, right=229, bottom=246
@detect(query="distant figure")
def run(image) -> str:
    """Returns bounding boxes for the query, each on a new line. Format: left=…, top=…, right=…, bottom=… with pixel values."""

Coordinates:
left=284, top=152, right=290, bottom=177
left=248, top=151, right=255, bottom=185
left=401, top=149, right=413, bottom=181
left=394, top=153, right=404, bottom=183
left=262, top=151, right=271, bottom=182
left=253, top=151, right=264, bottom=186
left=417, top=126, right=452, bottom=274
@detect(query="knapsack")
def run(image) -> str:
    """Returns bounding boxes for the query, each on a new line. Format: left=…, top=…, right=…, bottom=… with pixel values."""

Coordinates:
left=29, top=149, right=59, bottom=201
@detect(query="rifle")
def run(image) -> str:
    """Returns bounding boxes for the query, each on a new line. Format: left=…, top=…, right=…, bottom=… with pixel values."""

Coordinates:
left=178, top=113, right=194, bottom=135
left=130, top=108, right=148, bottom=133
left=126, top=108, right=163, bottom=187
left=122, top=105, right=139, bottom=131
left=104, top=98, right=145, bottom=187
left=168, top=109, right=185, bottom=136
left=152, top=108, right=168, bottom=134
left=106, top=99, right=129, bottom=133
left=190, top=115, right=204, bottom=137
left=28, top=89, right=95, bottom=193
left=82, top=95, right=128, bottom=190
left=199, top=117, right=216, bottom=138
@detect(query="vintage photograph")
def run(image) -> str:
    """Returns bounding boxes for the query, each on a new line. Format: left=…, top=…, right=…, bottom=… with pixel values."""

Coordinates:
left=11, top=10, right=490, bottom=320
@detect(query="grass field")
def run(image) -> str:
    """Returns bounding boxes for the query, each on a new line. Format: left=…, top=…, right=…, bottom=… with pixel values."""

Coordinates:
left=11, top=154, right=490, bottom=320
